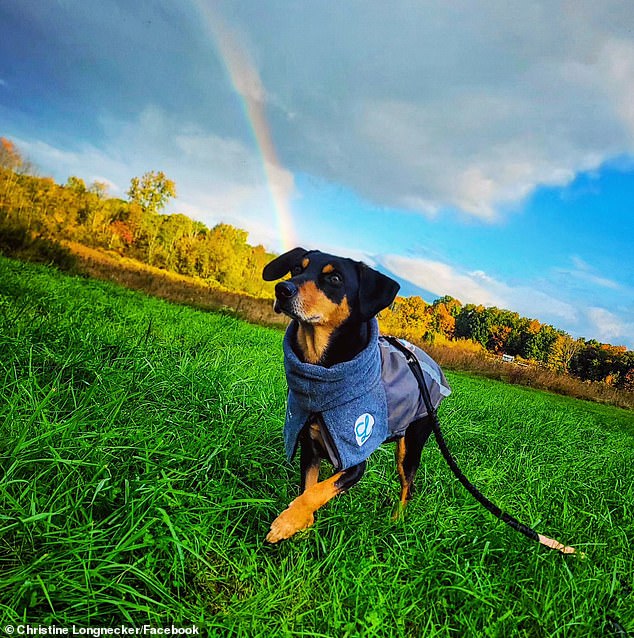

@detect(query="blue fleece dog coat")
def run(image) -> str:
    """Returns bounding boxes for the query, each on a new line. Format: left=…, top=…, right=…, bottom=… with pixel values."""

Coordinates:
left=283, top=319, right=451, bottom=470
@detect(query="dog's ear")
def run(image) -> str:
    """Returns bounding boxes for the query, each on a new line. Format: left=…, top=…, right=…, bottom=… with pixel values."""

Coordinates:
left=357, top=263, right=400, bottom=320
left=262, top=247, right=309, bottom=281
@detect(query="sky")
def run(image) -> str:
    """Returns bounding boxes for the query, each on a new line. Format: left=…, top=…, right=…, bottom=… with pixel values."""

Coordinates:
left=0, top=1, right=633, bottom=348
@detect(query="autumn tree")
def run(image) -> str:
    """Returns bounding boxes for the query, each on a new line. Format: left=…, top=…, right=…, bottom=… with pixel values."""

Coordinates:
left=434, top=295, right=462, bottom=317
left=242, top=243, right=277, bottom=296
left=615, top=350, right=634, bottom=390
left=429, top=300, right=456, bottom=339
left=378, top=296, right=431, bottom=342
left=0, top=138, right=25, bottom=220
left=154, top=213, right=202, bottom=270
left=488, top=324, right=512, bottom=354
left=125, top=171, right=176, bottom=262
left=549, top=334, right=583, bottom=373
left=0, top=137, right=23, bottom=172
left=203, top=223, right=250, bottom=287
left=127, top=171, right=176, bottom=216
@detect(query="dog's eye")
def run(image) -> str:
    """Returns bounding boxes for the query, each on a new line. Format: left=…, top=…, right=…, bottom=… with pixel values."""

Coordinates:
left=290, top=265, right=303, bottom=276
left=327, top=273, right=343, bottom=285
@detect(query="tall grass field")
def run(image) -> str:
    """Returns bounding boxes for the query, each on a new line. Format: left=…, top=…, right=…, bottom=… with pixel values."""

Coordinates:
left=1, top=256, right=632, bottom=637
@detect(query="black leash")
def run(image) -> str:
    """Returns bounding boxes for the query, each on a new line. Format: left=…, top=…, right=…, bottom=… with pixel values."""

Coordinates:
left=384, top=336, right=576, bottom=554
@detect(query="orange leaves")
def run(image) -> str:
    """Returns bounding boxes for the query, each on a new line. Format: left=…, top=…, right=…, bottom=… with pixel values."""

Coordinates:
left=528, top=319, right=541, bottom=334
left=0, top=137, right=22, bottom=170
left=488, top=324, right=512, bottom=354
left=109, top=220, right=134, bottom=246
left=431, top=302, right=456, bottom=339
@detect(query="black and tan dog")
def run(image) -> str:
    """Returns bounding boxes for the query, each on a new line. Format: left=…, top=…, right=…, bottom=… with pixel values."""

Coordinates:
left=262, top=247, right=440, bottom=543
left=262, top=247, right=576, bottom=553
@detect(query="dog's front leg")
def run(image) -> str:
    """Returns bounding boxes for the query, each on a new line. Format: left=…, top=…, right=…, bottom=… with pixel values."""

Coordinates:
left=299, top=423, right=322, bottom=493
left=266, top=462, right=366, bottom=543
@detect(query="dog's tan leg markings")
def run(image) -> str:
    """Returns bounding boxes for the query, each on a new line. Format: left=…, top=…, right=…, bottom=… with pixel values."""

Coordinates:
left=392, top=437, right=410, bottom=521
left=302, top=423, right=322, bottom=490
left=395, top=437, right=410, bottom=507
left=309, top=421, right=324, bottom=443
left=266, top=472, right=344, bottom=543
left=303, top=463, right=320, bottom=491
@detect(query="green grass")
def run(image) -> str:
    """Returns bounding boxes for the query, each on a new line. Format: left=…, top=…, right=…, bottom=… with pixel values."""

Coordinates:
left=0, top=255, right=632, bottom=637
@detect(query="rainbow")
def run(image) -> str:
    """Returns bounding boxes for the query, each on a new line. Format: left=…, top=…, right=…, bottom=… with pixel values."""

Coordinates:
left=196, top=3, right=296, bottom=251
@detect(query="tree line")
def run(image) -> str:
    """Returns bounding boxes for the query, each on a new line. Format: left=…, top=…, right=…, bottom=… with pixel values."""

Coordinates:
left=0, top=138, right=276, bottom=297
left=379, top=295, right=633, bottom=391
left=1, top=136, right=632, bottom=391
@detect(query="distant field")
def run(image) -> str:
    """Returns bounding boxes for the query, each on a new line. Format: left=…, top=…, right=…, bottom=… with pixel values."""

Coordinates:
left=1, top=256, right=632, bottom=636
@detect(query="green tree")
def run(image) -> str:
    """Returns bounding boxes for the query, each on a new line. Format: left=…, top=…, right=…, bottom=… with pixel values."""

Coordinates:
left=455, top=304, right=491, bottom=347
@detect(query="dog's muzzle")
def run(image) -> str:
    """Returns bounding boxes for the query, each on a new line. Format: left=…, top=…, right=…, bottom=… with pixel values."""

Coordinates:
left=274, top=281, right=298, bottom=314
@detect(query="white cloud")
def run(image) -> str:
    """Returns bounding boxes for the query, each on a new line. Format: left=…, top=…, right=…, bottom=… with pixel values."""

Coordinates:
left=353, top=84, right=618, bottom=219
left=16, top=137, right=126, bottom=194
left=379, top=254, right=578, bottom=325
left=253, top=1, right=634, bottom=219
left=567, top=256, right=621, bottom=290
left=14, top=106, right=291, bottom=251
left=379, top=253, right=634, bottom=346
left=10, top=2, right=634, bottom=239
left=585, top=307, right=634, bottom=344
left=380, top=254, right=505, bottom=306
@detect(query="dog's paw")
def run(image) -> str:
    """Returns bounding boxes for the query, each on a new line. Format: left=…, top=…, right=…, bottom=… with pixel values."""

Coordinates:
left=266, top=502, right=315, bottom=543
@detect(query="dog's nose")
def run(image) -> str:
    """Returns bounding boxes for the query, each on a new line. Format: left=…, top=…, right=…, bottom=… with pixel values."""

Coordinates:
left=275, top=281, right=298, bottom=301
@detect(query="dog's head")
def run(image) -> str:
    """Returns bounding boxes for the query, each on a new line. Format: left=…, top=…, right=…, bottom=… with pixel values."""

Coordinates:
left=263, top=247, right=400, bottom=327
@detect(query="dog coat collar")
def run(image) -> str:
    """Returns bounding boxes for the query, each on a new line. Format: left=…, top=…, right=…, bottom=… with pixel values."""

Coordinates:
left=283, top=318, right=388, bottom=470
left=283, top=319, right=451, bottom=470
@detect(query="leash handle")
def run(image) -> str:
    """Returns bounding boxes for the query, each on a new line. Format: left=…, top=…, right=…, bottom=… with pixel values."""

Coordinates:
left=383, top=336, right=575, bottom=554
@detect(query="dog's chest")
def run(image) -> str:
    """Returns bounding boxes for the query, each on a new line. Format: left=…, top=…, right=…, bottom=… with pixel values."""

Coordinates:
left=282, top=322, right=451, bottom=470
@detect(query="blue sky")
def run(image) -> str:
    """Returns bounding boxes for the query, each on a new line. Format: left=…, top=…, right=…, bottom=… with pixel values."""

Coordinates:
left=1, top=1, right=632, bottom=348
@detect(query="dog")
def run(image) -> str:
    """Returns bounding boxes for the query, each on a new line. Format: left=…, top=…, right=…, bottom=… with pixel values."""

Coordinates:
left=261, top=247, right=576, bottom=553
left=262, top=247, right=451, bottom=543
